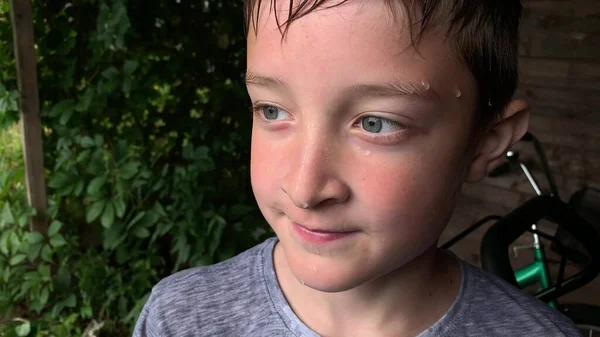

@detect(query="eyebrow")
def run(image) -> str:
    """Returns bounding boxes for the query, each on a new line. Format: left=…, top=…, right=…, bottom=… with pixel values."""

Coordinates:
left=245, top=72, right=290, bottom=91
left=245, top=72, right=440, bottom=102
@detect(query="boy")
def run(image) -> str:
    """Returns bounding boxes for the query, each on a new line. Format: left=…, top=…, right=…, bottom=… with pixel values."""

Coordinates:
left=134, top=1, right=581, bottom=336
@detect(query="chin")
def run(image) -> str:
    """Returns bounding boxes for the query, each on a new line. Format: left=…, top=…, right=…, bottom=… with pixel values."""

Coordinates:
left=284, top=247, right=378, bottom=293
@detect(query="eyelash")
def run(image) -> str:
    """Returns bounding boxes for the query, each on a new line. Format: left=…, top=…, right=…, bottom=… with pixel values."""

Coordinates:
left=251, top=103, right=408, bottom=143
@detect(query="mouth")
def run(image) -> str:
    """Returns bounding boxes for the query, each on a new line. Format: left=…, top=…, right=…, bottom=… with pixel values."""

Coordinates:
left=292, top=222, right=358, bottom=244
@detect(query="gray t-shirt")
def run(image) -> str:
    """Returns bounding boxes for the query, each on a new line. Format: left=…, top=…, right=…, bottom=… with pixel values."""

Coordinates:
left=133, top=237, right=581, bottom=336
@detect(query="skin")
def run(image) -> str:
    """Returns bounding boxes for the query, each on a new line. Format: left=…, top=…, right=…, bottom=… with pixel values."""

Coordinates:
left=246, top=1, right=530, bottom=336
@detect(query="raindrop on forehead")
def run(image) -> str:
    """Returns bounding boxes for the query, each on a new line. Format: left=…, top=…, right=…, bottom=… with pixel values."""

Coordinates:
left=454, top=87, right=462, bottom=98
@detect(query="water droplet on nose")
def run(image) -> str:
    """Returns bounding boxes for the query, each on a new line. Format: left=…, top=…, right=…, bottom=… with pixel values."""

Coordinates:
left=421, top=80, right=431, bottom=90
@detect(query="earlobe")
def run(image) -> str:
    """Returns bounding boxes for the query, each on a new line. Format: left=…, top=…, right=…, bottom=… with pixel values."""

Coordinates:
left=465, top=99, right=530, bottom=183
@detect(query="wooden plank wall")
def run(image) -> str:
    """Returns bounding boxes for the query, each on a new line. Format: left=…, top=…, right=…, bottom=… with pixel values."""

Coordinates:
left=441, top=0, right=600, bottom=306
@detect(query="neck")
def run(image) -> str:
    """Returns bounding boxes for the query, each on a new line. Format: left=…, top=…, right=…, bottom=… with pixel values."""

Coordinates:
left=274, top=243, right=461, bottom=337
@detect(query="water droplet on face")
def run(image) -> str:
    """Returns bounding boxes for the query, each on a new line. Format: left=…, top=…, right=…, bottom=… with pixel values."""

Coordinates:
left=488, top=99, right=493, bottom=107
left=455, top=89, right=462, bottom=98
left=312, top=265, right=317, bottom=272
left=421, top=80, right=431, bottom=90
left=364, top=150, right=371, bottom=156
left=300, top=279, right=305, bottom=285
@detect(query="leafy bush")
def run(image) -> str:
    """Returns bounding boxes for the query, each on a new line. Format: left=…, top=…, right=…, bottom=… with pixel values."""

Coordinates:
left=0, top=0, right=269, bottom=335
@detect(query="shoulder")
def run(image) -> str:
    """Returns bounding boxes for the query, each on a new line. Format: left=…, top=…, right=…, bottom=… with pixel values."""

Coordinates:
left=448, top=259, right=580, bottom=336
left=134, top=238, right=283, bottom=336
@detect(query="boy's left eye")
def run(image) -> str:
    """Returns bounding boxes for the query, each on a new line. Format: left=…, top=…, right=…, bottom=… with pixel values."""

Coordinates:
left=256, top=105, right=291, bottom=121
left=359, top=116, right=405, bottom=134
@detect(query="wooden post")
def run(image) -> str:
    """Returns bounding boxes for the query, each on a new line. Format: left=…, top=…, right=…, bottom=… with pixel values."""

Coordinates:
left=9, top=0, right=47, bottom=234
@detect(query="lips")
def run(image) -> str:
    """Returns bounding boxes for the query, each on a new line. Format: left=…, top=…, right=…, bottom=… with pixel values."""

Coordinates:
left=291, top=222, right=358, bottom=244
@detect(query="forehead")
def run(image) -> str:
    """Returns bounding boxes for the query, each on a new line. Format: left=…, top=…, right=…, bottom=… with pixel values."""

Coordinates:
left=246, top=0, right=475, bottom=109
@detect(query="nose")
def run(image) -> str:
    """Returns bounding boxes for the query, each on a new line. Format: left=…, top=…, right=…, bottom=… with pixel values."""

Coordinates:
left=281, top=134, right=350, bottom=209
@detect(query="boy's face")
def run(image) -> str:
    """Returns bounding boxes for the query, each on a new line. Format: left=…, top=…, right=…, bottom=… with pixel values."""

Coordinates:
left=247, top=1, right=478, bottom=291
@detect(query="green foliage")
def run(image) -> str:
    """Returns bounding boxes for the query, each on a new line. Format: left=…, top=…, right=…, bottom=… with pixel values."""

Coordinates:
left=0, top=0, right=270, bottom=335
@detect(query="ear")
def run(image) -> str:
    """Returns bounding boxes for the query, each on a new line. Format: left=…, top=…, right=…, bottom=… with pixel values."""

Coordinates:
left=465, top=99, right=530, bottom=183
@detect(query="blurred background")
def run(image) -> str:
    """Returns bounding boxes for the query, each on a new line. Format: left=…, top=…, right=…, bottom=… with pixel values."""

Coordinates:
left=441, top=0, right=600, bottom=315
left=0, top=0, right=598, bottom=336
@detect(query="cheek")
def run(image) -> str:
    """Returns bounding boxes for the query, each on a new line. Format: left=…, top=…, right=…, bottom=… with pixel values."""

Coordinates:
left=250, top=127, right=288, bottom=207
left=250, top=130, right=273, bottom=198
left=354, top=151, right=462, bottom=234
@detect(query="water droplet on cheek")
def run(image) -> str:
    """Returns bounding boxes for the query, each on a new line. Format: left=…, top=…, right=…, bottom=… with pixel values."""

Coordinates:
left=421, top=80, right=431, bottom=90
left=300, top=279, right=306, bottom=285
left=454, top=88, right=462, bottom=98
left=312, top=265, right=317, bottom=272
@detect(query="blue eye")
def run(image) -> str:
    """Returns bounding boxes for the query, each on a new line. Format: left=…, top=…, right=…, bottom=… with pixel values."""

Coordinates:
left=360, top=116, right=403, bottom=133
left=259, top=105, right=290, bottom=120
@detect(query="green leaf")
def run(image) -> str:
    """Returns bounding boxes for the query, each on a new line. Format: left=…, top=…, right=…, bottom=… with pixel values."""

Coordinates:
left=123, top=60, right=139, bottom=75
left=0, top=231, right=9, bottom=255
left=50, top=100, right=75, bottom=118
left=15, top=321, right=30, bottom=336
left=48, top=220, right=63, bottom=237
left=153, top=202, right=167, bottom=217
left=208, top=218, right=226, bottom=258
left=9, top=254, right=27, bottom=266
left=76, top=150, right=91, bottom=163
left=74, top=180, right=85, bottom=196
left=80, top=136, right=96, bottom=148
left=49, top=234, right=66, bottom=248
left=81, top=304, right=93, bottom=318
left=127, top=211, right=146, bottom=229
left=27, top=231, right=45, bottom=245
left=86, top=200, right=106, bottom=223
left=75, top=88, right=94, bottom=112
left=122, top=77, right=132, bottom=93
left=120, top=162, right=139, bottom=180
left=102, top=66, right=119, bottom=80
left=64, top=294, right=76, bottom=307
left=76, top=149, right=91, bottom=162
left=1, top=202, right=15, bottom=225
left=3, top=266, right=10, bottom=282
left=59, top=106, right=74, bottom=125
left=27, top=243, right=42, bottom=261
left=48, top=172, right=71, bottom=189
left=113, top=198, right=126, bottom=218
left=38, top=264, right=51, bottom=279
left=102, top=221, right=125, bottom=250
left=101, top=202, right=115, bottom=228
left=87, top=176, right=107, bottom=195
left=228, top=204, right=254, bottom=220
left=39, top=286, right=49, bottom=306
left=132, top=227, right=150, bottom=238
left=40, top=245, right=52, bottom=263
left=94, top=134, right=104, bottom=147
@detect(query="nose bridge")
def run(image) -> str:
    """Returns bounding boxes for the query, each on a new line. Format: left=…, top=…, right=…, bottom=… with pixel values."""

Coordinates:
left=293, top=125, right=331, bottom=192
left=283, top=122, right=344, bottom=208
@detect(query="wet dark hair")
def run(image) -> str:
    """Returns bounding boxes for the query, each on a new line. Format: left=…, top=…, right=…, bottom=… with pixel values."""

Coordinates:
left=244, top=0, right=522, bottom=131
